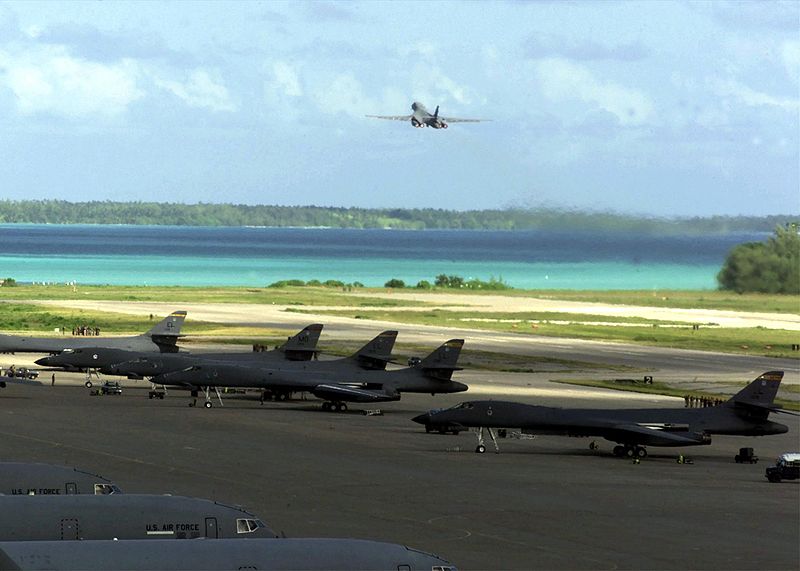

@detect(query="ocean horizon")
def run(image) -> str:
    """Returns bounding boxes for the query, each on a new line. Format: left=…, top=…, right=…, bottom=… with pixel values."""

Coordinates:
left=0, top=224, right=765, bottom=290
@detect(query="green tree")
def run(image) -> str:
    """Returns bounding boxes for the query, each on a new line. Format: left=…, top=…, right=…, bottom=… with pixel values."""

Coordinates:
left=717, top=225, right=800, bottom=294
left=384, top=278, right=406, bottom=288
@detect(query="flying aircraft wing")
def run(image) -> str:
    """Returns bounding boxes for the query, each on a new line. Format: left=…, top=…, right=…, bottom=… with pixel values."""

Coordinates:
left=312, top=383, right=399, bottom=403
left=439, top=116, right=489, bottom=123
left=365, top=115, right=412, bottom=121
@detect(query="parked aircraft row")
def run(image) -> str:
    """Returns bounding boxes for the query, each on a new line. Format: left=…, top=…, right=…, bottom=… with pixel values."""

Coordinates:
left=0, top=462, right=456, bottom=570
left=2, top=313, right=793, bottom=459
left=26, top=317, right=468, bottom=410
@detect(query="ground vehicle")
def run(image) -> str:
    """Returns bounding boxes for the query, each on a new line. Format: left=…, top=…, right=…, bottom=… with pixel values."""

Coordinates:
left=100, top=381, right=122, bottom=395
left=4, top=367, right=39, bottom=379
left=765, top=453, right=800, bottom=483
left=735, top=447, right=758, bottom=464
left=420, top=409, right=463, bottom=435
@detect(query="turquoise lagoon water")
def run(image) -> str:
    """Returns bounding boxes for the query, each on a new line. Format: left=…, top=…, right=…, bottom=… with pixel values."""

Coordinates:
left=0, top=225, right=762, bottom=290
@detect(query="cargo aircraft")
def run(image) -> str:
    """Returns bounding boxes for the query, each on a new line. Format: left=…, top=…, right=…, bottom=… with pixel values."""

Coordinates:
left=414, top=371, right=794, bottom=457
left=0, top=538, right=456, bottom=570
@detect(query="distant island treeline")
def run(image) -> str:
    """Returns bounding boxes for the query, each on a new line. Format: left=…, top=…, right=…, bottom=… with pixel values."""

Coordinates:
left=0, top=200, right=792, bottom=233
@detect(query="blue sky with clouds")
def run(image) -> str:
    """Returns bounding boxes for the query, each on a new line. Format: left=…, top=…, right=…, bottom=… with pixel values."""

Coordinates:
left=0, top=0, right=797, bottom=216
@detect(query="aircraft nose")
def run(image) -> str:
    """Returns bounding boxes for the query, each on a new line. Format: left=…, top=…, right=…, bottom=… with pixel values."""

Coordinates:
left=411, top=412, right=431, bottom=425
left=34, top=357, right=52, bottom=366
left=452, top=381, right=469, bottom=393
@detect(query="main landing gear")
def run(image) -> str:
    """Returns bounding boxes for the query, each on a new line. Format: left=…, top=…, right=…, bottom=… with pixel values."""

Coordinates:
left=189, top=387, right=224, bottom=409
left=321, top=401, right=348, bottom=413
left=473, top=427, right=500, bottom=454
left=613, top=444, right=648, bottom=459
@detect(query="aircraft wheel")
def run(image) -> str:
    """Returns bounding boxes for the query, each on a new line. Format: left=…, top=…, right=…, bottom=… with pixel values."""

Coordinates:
left=85, top=381, right=93, bottom=388
left=613, top=445, right=625, bottom=457
left=625, top=447, right=636, bottom=458
left=635, top=447, right=647, bottom=458
left=475, top=444, right=486, bottom=454
left=443, top=123, right=448, bottom=129
left=321, top=402, right=331, bottom=411
left=204, top=401, right=213, bottom=409
left=335, top=402, right=347, bottom=412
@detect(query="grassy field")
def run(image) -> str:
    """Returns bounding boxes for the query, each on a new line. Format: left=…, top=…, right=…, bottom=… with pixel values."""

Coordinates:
left=287, top=307, right=799, bottom=358
left=1, top=285, right=797, bottom=358
left=1, top=284, right=797, bottom=313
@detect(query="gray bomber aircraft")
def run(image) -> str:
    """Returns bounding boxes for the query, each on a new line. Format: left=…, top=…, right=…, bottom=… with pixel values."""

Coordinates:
left=35, top=324, right=326, bottom=384
left=0, top=494, right=274, bottom=541
left=0, top=538, right=457, bottom=571
left=413, top=371, right=793, bottom=457
left=104, top=329, right=400, bottom=404
left=0, top=311, right=187, bottom=355
left=148, top=338, right=467, bottom=410
left=367, top=101, right=488, bottom=129
left=0, top=462, right=121, bottom=496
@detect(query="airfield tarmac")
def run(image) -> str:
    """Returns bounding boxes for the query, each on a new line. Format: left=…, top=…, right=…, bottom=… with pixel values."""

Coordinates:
left=1, top=373, right=798, bottom=570
left=1, top=300, right=799, bottom=569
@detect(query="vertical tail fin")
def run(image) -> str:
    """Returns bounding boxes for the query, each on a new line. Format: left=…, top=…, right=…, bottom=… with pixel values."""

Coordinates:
left=434, top=105, right=439, bottom=118
left=349, top=330, right=397, bottom=370
left=277, top=324, right=323, bottom=361
left=418, top=339, right=464, bottom=380
left=729, top=371, right=783, bottom=409
left=146, top=311, right=187, bottom=350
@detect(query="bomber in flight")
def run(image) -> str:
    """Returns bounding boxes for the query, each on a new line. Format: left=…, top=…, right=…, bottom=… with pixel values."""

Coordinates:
left=366, top=101, right=488, bottom=129
left=414, top=371, right=794, bottom=457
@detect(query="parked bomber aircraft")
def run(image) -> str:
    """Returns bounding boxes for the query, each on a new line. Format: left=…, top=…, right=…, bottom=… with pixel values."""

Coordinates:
left=366, top=101, right=488, bottom=129
left=35, top=324, right=326, bottom=382
left=0, top=538, right=457, bottom=571
left=149, top=338, right=467, bottom=410
left=0, top=311, right=187, bottom=355
left=0, top=462, right=121, bottom=496
left=0, top=495, right=274, bottom=541
left=414, top=371, right=794, bottom=457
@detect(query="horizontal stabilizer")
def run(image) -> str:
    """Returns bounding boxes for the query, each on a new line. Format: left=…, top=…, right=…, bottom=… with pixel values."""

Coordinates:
left=312, top=384, right=399, bottom=403
left=609, top=423, right=711, bottom=447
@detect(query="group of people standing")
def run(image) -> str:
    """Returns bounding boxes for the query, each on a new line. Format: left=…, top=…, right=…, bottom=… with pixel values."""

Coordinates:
left=684, top=394, right=725, bottom=408
left=72, top=325, right=100, bottom=336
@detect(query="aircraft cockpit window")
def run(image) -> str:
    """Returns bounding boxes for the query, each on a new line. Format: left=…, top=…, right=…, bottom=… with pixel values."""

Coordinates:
left=94, top=484, right=116, bottom=495
left=236, top=518, right=262, bottom=534
left=451, top=402, right=473, bottom=410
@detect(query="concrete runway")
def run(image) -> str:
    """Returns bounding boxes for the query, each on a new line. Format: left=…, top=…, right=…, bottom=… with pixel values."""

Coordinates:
left=1, top=376, right=798, bottom=570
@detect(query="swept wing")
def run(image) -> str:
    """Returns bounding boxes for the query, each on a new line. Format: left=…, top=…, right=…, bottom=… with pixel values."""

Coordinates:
left=365, top=114, right=412, bottom=121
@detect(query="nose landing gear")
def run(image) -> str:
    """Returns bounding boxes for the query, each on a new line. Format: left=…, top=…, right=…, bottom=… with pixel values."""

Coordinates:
left=613, top=445, right=647, bottom=458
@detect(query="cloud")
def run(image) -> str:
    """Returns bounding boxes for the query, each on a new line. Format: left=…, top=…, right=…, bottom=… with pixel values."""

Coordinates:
left=305, top=1, right=356, bottom=22
left=313, top=72, right=372, bottom=116
left=271, top=61, right=303, bottom=97
left=36, top=22, right=186, bottom=64
left=153, top=69, right=236, bottom=112
left=0, top=44, right=143, bottom=118
left=709, top=0, right=799, bottom=31
left=535, top=58, right=654, bottom=125
left=712, top=77, right=799, bottom=113
left=783, top=40, right=800, bottom=84
left=525, top=34, right=649, bottom=61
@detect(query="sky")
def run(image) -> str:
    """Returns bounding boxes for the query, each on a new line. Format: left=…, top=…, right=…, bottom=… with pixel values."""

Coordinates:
left=0, top=0, right=797, bottom=216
